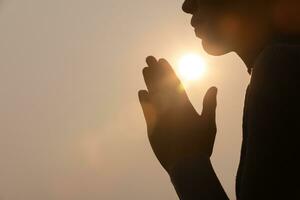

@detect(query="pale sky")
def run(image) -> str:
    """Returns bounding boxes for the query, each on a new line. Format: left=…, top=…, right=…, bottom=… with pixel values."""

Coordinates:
left=0, top=0, right=250, bottom=199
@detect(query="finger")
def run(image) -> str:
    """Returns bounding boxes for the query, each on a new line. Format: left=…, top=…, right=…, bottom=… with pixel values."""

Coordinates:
left=138, top=90, right=157, bottom=130
left=201, top=87, right=218, bottom=122
left=158, top=58, right=182, bottom=89
left=146, top=56, right=158, bottom=68
left=142, top=56, right=165, bottom=94
left=142, top=67, right=159, bottom=94
left=158, top=58, right=176, bottom=75
left=157, top=58, right=190, bottom=104
left=141, top=68, right=171, bottom=112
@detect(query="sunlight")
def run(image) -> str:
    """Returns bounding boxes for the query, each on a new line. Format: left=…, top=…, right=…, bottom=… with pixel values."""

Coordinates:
left=176, top=53, right=206, bottom=84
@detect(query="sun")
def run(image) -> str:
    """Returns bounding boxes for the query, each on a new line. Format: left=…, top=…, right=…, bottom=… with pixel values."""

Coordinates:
left=177, top=53, right=206, bottom=83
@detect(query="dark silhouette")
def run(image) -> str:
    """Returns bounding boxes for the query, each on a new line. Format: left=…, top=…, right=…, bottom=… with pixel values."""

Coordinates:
left=139, top=0, right=300, bottom=199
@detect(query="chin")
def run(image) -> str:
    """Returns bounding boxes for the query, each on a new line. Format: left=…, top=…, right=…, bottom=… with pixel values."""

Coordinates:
left=201, top=39, right=232, bottom=56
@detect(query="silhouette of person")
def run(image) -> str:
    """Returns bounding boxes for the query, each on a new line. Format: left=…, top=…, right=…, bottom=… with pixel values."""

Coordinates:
left=139, top=0, right=300, bottom=199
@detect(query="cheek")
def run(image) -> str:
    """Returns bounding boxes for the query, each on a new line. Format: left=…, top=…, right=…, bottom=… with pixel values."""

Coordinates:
left=199, top=13, right=241, bottom=55
left=200, top=17, right=239, bottom=55
left=217, top=15, right=241, bottom=41
left=202, top=13, right=240, bottom=43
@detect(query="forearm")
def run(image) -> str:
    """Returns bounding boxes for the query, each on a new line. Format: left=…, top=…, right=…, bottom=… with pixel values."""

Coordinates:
left=169, top=156, right=229, bottom=200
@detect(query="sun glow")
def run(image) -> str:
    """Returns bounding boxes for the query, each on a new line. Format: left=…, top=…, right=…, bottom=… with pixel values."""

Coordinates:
left=177, top=53, right=206, bottom=83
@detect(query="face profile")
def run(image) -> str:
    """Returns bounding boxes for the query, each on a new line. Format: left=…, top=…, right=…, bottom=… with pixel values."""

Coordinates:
left=182, top=0, right=239, bottom=55
left=182, top=0, right=273, bottom=57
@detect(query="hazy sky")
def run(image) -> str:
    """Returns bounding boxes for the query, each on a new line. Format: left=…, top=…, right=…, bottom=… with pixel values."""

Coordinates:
left=0, top=0, right=250, bottom=199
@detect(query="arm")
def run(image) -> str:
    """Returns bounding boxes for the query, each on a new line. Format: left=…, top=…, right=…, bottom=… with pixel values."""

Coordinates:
left=138, top=56, right=228, bottom=199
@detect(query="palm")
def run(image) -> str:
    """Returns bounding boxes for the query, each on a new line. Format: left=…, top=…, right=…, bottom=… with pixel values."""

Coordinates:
left=139, top=56, right=217, bottom=172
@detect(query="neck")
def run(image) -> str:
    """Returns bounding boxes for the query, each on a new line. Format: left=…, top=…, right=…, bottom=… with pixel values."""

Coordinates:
left=237, top=33, right=300, bottom=72
left=237, top=49, right=262, bottom=70
left=235, top=20, right=273, bottom=71
left=236, top=38, right=270, bottom=73
left=237, top=0, right=300, bottom=70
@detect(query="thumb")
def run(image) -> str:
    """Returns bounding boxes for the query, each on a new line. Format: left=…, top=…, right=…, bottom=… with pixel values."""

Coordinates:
left=138, top=90, right=157, bottom=131
left=201, top=87, right=218, bottom=122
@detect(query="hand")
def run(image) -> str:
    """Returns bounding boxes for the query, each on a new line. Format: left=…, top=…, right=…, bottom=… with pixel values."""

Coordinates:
left=138, top=56, right=218, bottom=173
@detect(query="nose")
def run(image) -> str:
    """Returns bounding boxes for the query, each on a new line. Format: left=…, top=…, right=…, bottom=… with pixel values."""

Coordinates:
left=182, top=0, right=198, bottom=14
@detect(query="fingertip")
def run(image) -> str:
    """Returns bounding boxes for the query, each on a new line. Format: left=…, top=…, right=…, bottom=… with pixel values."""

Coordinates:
left=146, top=55, right=155, bottom=60
left=208, top=86, right=218, bottom=95
left=142, top=67, right=148, bottom=76
left=146, top=56, right=157, bottom=66
left=158, top=58, right=174, bottom=74
left=138, top=91, right=156, bottom=129
left=143, top=67, right=153, bottom=80
left=158, top=58, right=170, bottom=66
left=138, top=90, right=148, bottom=96
left=158, top=58, right=166, bottom=63
left=138, top=90, right=149, bottom=101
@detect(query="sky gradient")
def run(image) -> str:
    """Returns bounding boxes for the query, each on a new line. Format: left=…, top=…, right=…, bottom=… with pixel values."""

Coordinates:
left=0, top=0, right=250, bottom=199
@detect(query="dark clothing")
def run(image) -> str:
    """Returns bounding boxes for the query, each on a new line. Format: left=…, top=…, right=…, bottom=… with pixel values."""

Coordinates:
left=237, top=44, right=300, bottom=199
left=170, top=44, right=300, bottom=199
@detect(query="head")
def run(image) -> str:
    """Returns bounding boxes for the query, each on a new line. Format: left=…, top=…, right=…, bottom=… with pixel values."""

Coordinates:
left=182, top=0, right=300, bottom=66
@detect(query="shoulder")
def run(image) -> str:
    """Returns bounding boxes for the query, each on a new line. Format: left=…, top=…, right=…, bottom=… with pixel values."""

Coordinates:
left=247, top=44, right=300, bottom=125
left=253, top=44, right=300, bottom=81
left=251, top=44, right=300, bottom=93
left=255, top=43, right=300, bottom=65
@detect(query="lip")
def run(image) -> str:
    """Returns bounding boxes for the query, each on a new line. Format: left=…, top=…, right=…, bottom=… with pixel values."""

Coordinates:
left=191, top=12, right=206, bottom=27
left=191, top=18, right=204, bottom=38
left=194, top=28, right=204, bottom=39
left=191, top=16, right=199, bottom=28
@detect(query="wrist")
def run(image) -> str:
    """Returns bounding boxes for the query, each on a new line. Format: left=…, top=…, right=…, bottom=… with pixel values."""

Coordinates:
left=168, top=155, right=229, bottom=200
left=168, top=154, right=212, bottom=178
